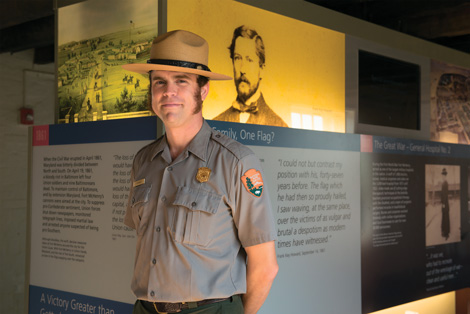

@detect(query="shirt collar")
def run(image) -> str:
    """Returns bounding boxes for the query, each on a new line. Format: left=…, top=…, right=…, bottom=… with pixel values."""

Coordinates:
left=150, top=135, right=169, bottom=162
left=185, top=120, right=211, bottom=161
left=150, top=120, right=211, bottom=162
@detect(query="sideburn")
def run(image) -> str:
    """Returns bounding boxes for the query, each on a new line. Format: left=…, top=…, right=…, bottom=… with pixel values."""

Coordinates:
left=193, top=87, right=203, bottom=114
left=147, top=75, right=155, bottom=114
left=147, top=83, right=153, bottom=114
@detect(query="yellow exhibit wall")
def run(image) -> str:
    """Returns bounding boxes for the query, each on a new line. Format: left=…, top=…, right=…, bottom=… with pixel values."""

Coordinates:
left=167, top=0, right=345, bottom=132
left=369, top=292, right=455, bottom=314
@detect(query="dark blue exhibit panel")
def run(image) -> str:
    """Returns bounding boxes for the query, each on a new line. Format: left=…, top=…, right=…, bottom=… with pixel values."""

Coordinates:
left=370, top=135, right=470, bottom=158
left=360, top=135, right=470, bottom=313
left=29, top=285, right=133, bottom=313
left=33, top=117, right=158, bottom=146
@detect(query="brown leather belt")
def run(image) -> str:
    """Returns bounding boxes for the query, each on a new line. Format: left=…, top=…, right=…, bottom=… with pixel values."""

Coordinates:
left=141, top=296, right=233, bottom=313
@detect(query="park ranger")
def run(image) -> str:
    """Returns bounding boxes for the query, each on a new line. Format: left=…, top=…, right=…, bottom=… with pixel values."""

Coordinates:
left=123, top=30, right=278, bottom=314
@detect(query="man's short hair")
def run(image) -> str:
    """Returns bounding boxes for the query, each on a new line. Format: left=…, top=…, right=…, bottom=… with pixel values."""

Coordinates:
left=228, top=25, right=265, bottom=67
left=196, top=75, right=209, bottom=88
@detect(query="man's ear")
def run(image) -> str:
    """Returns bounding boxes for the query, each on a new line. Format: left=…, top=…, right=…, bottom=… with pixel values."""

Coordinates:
left=201, top=81, right=210, bottom=101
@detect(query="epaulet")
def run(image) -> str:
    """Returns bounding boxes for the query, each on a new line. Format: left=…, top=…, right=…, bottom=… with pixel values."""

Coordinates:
left=210, top=128, right=253, bottom=160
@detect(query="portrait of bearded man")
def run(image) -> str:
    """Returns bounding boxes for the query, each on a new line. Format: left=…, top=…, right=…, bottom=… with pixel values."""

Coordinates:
left=214, top=25, right=288, bottom=127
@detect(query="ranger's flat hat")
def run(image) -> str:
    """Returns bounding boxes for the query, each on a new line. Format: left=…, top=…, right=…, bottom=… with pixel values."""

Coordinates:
left=122, top=30, right=232, bottom=80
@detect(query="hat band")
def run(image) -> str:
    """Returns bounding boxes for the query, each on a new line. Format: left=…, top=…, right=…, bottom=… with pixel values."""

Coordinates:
left=147, top=59, right=211, bottom=72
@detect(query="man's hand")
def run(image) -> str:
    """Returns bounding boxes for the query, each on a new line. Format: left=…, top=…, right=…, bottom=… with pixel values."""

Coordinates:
left=242, top=241, right=278, bottom=314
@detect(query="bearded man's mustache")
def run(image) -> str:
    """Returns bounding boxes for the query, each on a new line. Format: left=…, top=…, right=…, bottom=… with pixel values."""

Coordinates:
left=236, top=76, right=250, bottom=85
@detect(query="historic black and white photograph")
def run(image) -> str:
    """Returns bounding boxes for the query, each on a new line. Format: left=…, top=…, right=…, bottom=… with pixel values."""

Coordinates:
left=425, top=164, right=461, bottom=246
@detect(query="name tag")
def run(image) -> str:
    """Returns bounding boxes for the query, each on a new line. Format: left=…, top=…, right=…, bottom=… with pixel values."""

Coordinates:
left=133, top=178, right=146, bottom=187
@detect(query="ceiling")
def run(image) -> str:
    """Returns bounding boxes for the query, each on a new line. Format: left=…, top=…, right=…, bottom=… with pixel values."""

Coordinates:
left=0, top=0, right=54, bottom=63
left=306, top=0, right=470, bottom=53
left=0, top=0, right=469, bottom=64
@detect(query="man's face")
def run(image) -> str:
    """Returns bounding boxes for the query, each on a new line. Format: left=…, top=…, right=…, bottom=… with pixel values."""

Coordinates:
left=233, top=37, right=263, bottom=103
left=150, top=70, right=208, bottom=129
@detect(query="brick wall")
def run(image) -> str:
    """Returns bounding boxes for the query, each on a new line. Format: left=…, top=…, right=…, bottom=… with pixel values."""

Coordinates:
left=0, top=49, right=54, bottom=314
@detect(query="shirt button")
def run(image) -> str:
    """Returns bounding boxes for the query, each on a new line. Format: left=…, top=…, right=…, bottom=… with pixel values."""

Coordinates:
left=215, top=134, right=221, bottom=138
left=152, top=258, right=157, bottom=265
left=168, top=166, right=173, bottom=171
left=156, top=226, right=161, bottom=232
left=191, top=202, right=197, bottom=207
left=161, top=196, right=166, bottom=202
left=150, top=291, right=155, bottom=297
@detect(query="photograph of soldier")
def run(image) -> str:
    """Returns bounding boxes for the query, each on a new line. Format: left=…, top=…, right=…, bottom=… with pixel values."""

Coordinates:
left=213, top=25, right=288, bottom=127
left=468, top=166, right=470, bottom=225
left=441, top=168, right=451, bottom=240
left=425, top=164, right=461, bottom=246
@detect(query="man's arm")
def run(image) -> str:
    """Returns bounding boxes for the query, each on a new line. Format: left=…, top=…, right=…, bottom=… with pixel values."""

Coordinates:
left=242, top=241, right=278, bottom=314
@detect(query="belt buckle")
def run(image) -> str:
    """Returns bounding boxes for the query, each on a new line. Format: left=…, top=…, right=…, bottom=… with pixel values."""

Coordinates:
left=166, top=303, right=182, bottom=313
left=153, top=302, right=182, bottom=314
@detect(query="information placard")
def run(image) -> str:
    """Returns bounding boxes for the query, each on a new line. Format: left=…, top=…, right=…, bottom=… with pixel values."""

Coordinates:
left=361, top=135, right=470, bottom=313
left=208, top=121, right=362, bottom=314
left=29, top=117, right=157, bottom=313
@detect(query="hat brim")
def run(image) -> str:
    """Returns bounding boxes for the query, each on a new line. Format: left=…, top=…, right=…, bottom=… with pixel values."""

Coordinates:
left=122, top=63, right=232, bottom=81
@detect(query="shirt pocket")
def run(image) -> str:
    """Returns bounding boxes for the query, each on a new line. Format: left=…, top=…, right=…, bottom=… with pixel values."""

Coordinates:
left=129, top=183, right=152, bottom=235
left=172, top=186, right=222, bottom=247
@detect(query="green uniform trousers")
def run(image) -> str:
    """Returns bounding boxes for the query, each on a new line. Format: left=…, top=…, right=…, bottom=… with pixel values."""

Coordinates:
left=132, top=295, right=244, bottom=314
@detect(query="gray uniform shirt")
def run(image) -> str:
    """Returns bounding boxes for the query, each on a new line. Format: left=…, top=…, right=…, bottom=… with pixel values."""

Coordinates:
left=124, top=121, right=276, bottom=302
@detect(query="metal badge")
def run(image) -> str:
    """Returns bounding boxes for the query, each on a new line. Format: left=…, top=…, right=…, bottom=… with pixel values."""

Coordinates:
left=196, top=167, right=211, bottom=183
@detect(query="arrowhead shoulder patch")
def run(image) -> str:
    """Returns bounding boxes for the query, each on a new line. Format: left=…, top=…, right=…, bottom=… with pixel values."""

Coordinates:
left=241, top=169, right=264, bottom=197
